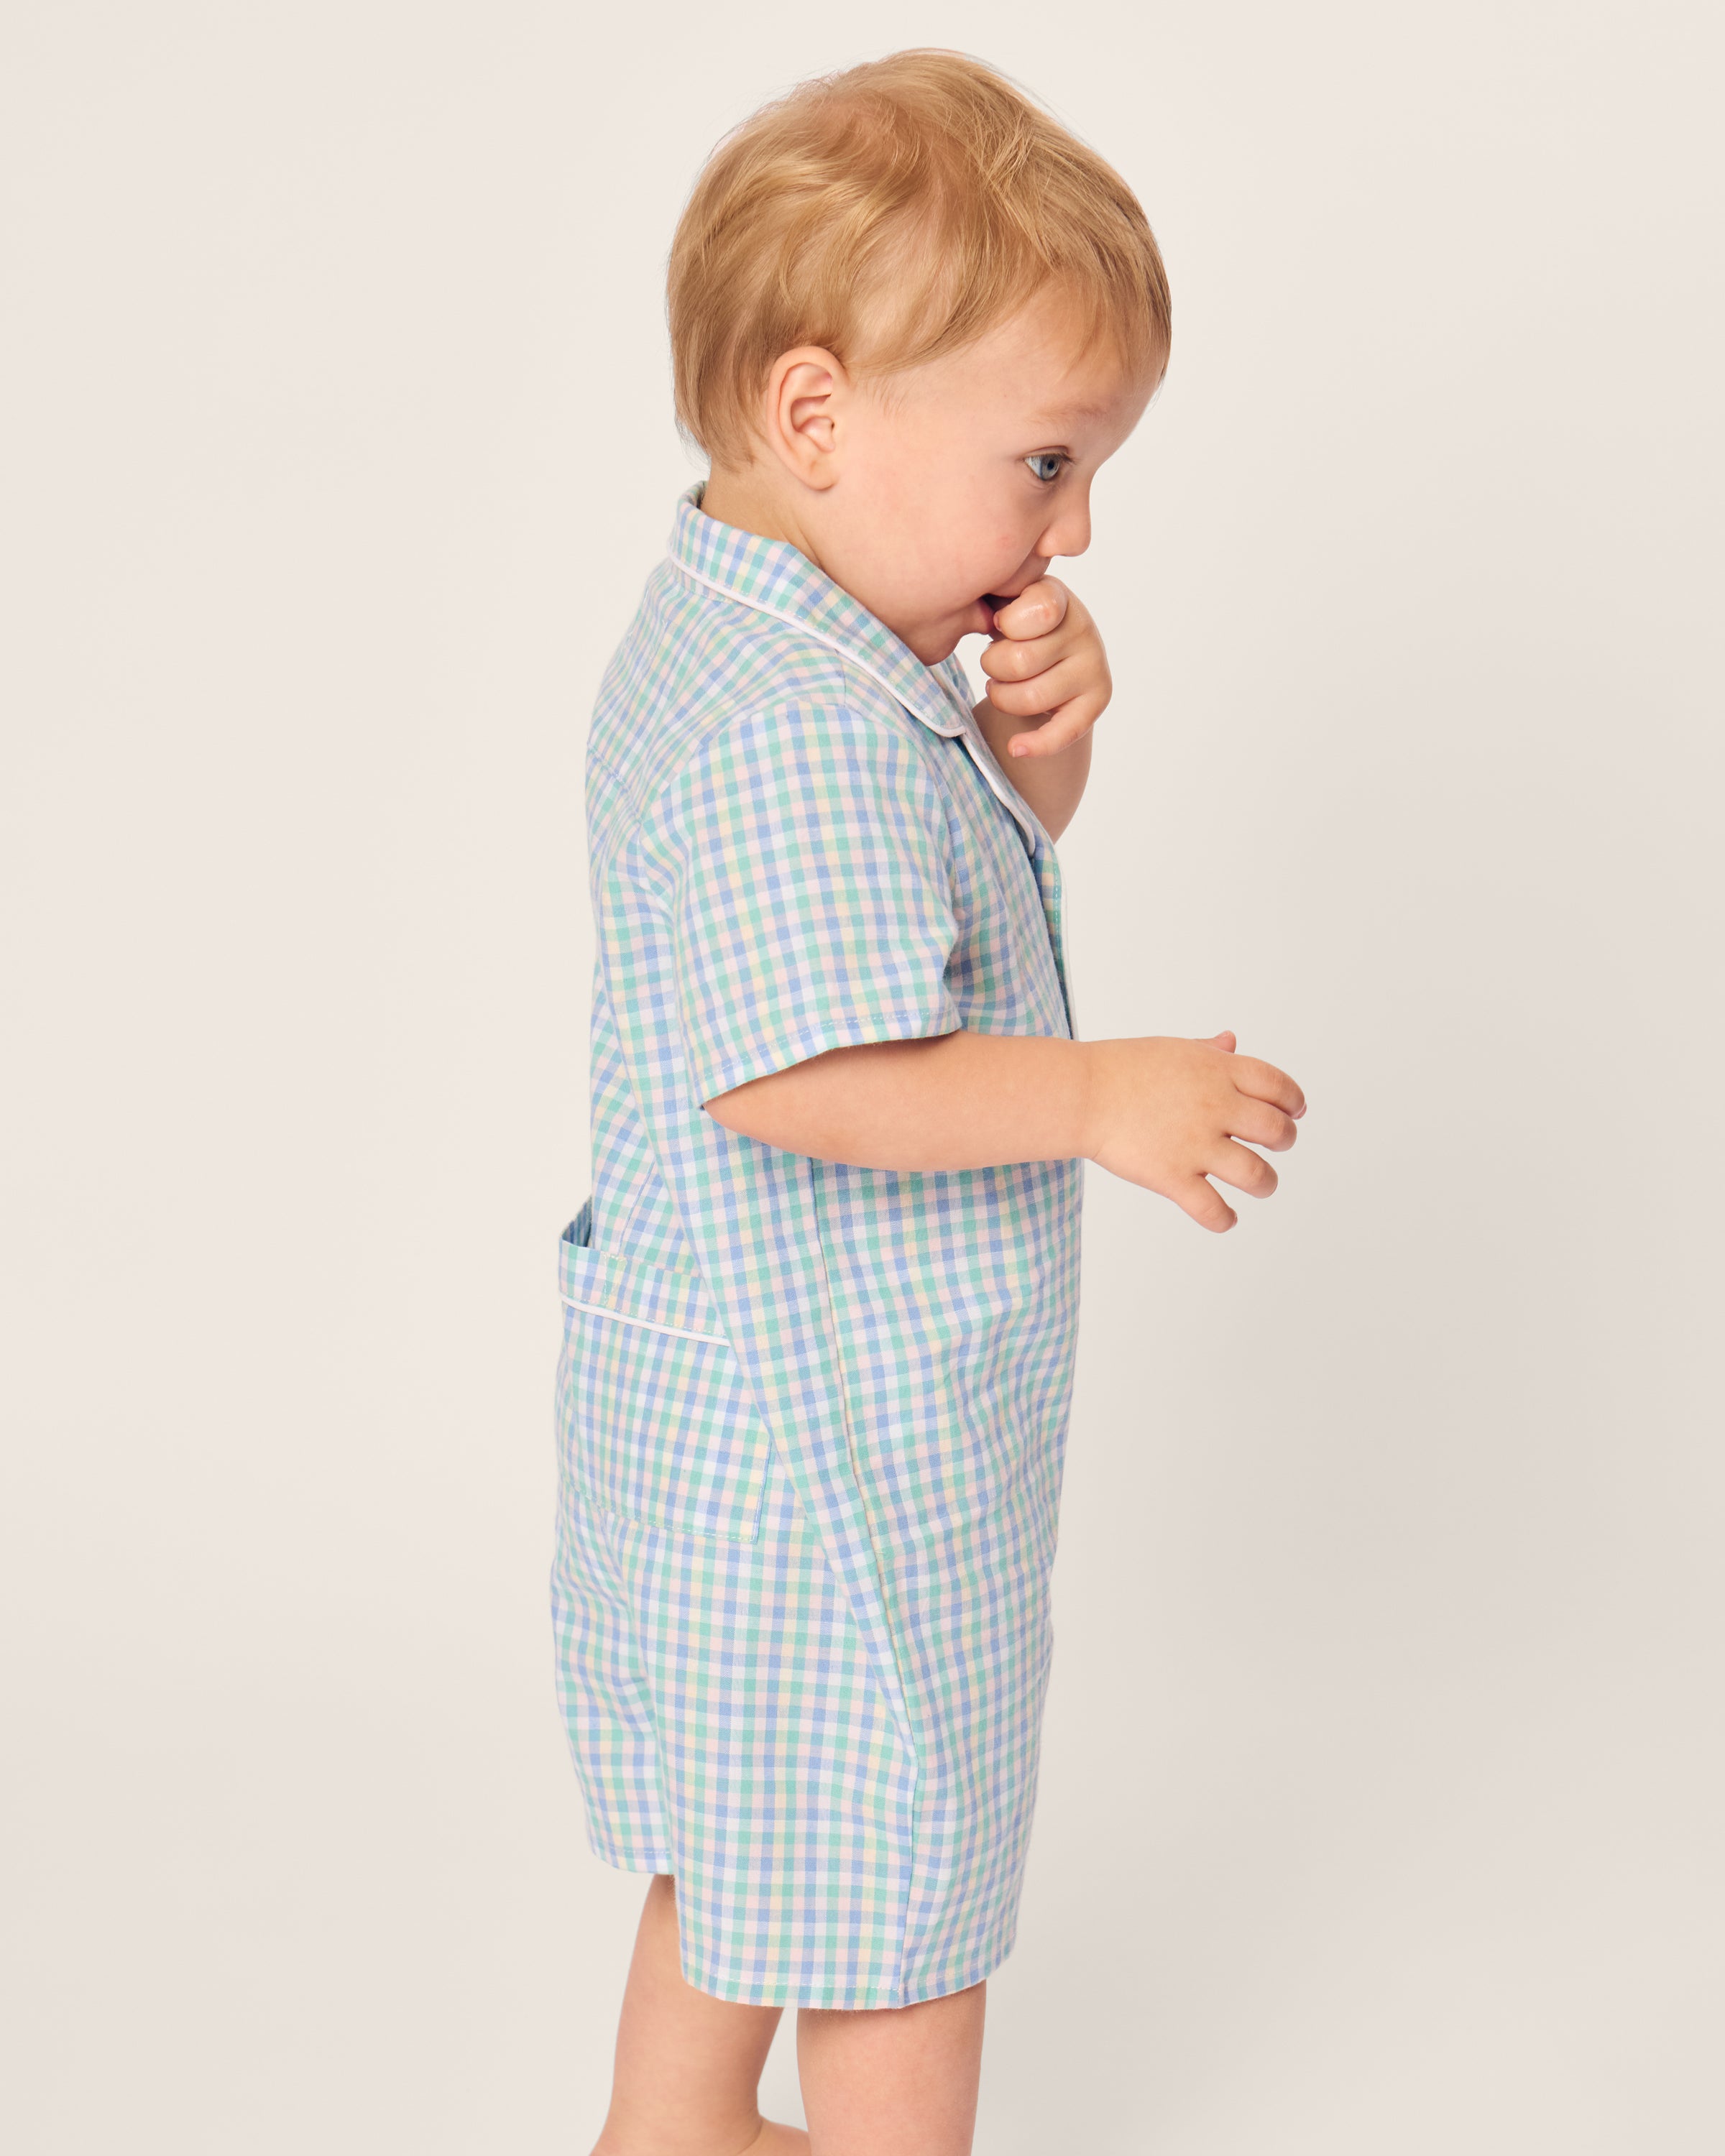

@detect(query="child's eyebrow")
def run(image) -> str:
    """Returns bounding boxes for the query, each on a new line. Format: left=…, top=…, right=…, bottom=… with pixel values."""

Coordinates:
left=1026, top=399, right=1113, bottom=425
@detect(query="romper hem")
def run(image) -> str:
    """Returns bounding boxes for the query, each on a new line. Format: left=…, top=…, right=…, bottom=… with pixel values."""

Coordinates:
left=672, top=1935, right=1018, bottom=2012
left=581, top=1832, right=1017, bottom=2009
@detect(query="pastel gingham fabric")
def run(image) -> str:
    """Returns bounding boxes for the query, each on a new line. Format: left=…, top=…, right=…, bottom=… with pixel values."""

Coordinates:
left=550, top=478, right=1085, bottom=2007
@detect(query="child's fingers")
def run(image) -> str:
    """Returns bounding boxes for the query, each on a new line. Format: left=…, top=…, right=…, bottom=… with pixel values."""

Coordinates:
left=1228, top=1097, right=1300, bottom=1153
left=1174, top=1175, right=1238, bottom=1233
left=1206, top=1139, right=1279, bottom=1199
left=984, top=653, right=1094, bottom=720
left=989, top=578, right=1070, bottom=640
left=980, top=615, right=1077, bottom=675
left=1230, top=1055, right=1306, bottom=1120
left=1001, top=694, right=1105, bottom=757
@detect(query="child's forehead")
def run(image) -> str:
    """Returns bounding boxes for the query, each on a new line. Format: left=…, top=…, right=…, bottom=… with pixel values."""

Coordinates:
left=893, top=338, right=1152, bottom=438
left=949, top=298, right=1149, bottom=401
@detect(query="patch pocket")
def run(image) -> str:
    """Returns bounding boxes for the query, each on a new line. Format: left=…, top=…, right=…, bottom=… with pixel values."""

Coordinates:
left=555, top=1199, right=773, bottom=1544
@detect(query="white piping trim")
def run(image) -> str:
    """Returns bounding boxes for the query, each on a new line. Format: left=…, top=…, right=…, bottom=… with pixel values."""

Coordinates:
left=559, top=1291, right=731, bottom=1348
left=669, top=556, right=1042, bottom=853
left=954, top=729, right=1043, bottom=854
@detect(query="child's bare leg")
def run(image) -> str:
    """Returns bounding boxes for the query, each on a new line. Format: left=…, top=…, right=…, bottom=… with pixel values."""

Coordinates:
left=796, top=1981, right=987, bottom=2156
left=592, top=1874, right=809, bottom=2156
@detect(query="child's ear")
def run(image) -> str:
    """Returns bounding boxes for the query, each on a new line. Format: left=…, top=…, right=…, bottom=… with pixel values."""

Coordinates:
left=765, top=345, right=845, bottom=489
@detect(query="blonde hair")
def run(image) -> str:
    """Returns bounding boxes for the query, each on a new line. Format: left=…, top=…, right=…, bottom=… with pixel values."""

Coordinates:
left=666, top=48, right=1172, bottom=471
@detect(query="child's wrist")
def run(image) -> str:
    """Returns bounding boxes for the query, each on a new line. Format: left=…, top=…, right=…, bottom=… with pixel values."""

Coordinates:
left=1070, top=1038, right=1103, bottom=1162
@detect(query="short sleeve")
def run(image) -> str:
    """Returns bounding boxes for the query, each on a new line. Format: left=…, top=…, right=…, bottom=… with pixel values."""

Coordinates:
left=636, top=701, right=965, bottom=1106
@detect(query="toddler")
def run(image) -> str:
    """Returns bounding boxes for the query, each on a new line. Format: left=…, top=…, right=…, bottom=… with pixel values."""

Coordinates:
left=551, top=47, right=1306, bottom=2156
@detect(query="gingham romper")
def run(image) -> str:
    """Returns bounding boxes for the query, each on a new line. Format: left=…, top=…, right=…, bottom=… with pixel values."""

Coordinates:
left=550, top=479, right=1083, bottom=2008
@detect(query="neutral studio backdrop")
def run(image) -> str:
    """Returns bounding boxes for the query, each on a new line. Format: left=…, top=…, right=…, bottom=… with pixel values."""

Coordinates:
left=4, top=4, right=1720, bottom=2150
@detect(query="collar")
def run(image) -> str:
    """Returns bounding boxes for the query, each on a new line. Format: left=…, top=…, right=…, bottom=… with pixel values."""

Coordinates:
left=666, top=480, right=1042, bottom=853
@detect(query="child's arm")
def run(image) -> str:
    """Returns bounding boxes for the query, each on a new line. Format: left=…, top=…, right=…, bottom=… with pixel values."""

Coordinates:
left=969, top=576, right=1106, bottom=839
left=643, top=699, right=1302, bottom=1232
left=705, top=1027, right=1305, bottom=1235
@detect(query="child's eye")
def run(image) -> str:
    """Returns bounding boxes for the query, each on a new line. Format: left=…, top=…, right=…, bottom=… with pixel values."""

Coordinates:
left=1024, top=451, right=1069, bottom=485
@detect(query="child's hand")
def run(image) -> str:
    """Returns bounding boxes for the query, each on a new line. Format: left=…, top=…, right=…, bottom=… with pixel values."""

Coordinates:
left=979, top=578, right=1110, bottom=757
left=1082, top=1029, right=1307, bottom=1232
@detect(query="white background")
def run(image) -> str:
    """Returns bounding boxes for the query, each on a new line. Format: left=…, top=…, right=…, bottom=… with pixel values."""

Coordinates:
left=4, top=3, right=1720, bottom=2149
